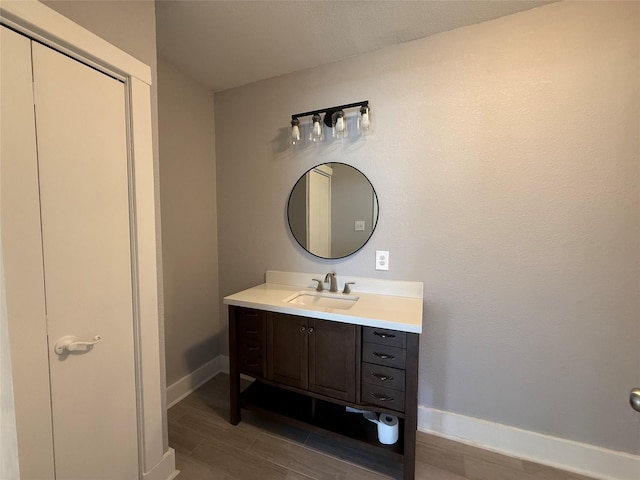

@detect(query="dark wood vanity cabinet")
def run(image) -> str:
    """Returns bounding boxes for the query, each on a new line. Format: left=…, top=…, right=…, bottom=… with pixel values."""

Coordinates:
left=229, top=305, right=419, bottom=480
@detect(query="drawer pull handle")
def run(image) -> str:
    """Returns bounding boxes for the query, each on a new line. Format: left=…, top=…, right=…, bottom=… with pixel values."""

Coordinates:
left=245, top=329, right=259, bottom=334
left=371, top=393, right=394, bottom=402
left=247, top=346, right=258, bottom=351
left=372, top=352, right=395, bottom=360
left=245, top=362, right=259, bottom=367
left=373, top=331, right=395, bottom=339
left=371, top=372, right=394, bottom=381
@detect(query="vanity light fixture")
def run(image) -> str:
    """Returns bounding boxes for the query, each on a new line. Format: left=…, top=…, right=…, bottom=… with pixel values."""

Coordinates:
left=289, top=100, right=370, bottom=145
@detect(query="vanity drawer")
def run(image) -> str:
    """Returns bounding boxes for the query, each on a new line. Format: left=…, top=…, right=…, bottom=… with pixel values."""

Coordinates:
left=237, top=314, right=265, bottom=345
left=362, top=342, right=406, bottom=370
left=361, top=382, right=405, bottom=412
left=239, top=352, right=264, bottom=376
left=363, top=327, right=406, bottom=349
left=236, top=307, right=263, bottom=322
left=362, top=362, right=405, bottom=392
left=236, top=308, right=266, bottom=377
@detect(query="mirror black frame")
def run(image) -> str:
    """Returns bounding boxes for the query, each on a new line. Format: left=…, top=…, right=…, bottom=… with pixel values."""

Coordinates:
left=287, top=162, right=379, bottom=260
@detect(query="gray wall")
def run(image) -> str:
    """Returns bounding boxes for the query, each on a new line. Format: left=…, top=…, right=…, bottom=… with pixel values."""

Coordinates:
left=330, top=163, right=376, bottom=258
left=157, top=58, right=219, bottom=386
left=215, top=1, right=639, bottom=455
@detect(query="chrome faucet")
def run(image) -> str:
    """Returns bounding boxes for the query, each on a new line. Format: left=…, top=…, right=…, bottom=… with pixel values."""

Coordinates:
left=324, top=272, right=338, bottom=293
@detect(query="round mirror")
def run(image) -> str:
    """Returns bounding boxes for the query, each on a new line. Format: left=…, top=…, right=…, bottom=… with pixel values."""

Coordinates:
left=287, top=163, right=379, bottom=259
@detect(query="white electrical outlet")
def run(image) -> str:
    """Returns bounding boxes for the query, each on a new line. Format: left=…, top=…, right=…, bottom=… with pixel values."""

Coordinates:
left=376, top=250, right=389, bottom=271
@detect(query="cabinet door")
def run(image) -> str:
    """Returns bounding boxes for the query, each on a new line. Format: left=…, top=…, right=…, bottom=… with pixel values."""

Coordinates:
left=308, top=319, right=356, bottom=402
left=267, top=313, right=308, bottom=389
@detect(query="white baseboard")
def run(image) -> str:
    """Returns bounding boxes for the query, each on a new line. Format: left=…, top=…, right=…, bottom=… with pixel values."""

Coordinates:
left=166, top=356, right=228, bottom=408
left=418, top=406, right=640, bottom=480
left=142, top=447, right=178, bottom=480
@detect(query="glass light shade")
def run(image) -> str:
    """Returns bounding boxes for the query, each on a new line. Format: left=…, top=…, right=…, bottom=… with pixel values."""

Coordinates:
left=332, top=110, right=347, bottom=139
left=290, top=118, right=302, bottom=145
left=309, top=113, right=324, bottom=142
left=358, top=105, right=372, bottom=134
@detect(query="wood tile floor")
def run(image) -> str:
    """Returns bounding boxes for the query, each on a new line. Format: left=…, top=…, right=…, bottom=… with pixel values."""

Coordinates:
left=168, top=374, right=596, bottom=480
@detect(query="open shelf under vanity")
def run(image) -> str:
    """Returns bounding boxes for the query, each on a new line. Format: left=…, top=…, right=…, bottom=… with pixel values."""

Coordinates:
left=241, top=380, right=406, bottom=458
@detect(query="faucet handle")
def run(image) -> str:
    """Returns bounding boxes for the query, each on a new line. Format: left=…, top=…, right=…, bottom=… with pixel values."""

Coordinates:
left=312, top=279, right=324, bottom=292
left=343, top=282, right=355, bottom=294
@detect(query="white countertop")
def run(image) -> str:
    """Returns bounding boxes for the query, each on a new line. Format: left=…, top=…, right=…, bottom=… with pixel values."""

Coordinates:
left=223, top=271, right=423, bottom=333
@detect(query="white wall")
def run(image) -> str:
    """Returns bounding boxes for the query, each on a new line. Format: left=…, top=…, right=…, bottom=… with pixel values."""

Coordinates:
left=215, top=0, right=639, bottom=458
left=157, top=58, right=220, bottom=387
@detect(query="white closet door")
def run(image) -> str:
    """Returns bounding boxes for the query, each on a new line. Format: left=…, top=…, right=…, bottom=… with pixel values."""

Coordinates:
left=306, top=166, right=332, bottom=258
left=1, top=26, right=56, bottom=480
left=32, top=43, right=139, bottom=479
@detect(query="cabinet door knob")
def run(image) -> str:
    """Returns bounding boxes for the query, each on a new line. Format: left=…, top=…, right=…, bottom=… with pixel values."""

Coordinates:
left=300, top=326, right=307, bottom=333
left=631, top=388, right=640, bottom=412
left=307, top=327, right=314, bottom=334
left=372, top=352, right=395, bottom=360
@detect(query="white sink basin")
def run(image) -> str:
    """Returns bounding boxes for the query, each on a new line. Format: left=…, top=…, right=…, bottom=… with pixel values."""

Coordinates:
left=284, top=291, right=359, bottom=310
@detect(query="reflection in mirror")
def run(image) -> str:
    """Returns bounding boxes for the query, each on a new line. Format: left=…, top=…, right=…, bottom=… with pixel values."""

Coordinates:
left=287, top=163, right=379, bottom=259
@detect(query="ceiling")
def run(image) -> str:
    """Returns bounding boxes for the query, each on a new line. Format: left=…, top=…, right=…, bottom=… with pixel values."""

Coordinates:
left=155, top=0, right=554, bottom=92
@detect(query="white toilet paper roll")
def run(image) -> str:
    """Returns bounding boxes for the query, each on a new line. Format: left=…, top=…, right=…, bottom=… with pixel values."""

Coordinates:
left=377, top=414, right=399, bottom=445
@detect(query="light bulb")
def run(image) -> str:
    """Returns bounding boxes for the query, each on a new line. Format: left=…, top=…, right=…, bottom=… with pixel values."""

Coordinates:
left=360, top=112, right=370, bottom=129
left=332, top=110, right=347, bottom=139
left=358, top=105, right=372, bottom=135
left=309, top=113, right=323, bottom=142
left=290, top=118, right=301, bottom=145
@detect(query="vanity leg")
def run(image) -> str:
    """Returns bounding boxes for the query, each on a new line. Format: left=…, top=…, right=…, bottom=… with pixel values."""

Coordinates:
left=229, top=307, right=241, bottom=425
left=403, top=333, right=419, bottom=480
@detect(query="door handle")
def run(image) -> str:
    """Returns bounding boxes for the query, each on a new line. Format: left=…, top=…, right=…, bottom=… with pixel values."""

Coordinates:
left=631, top=388, right=640, bottom=413
left=54, top=335, right=102, bottom=354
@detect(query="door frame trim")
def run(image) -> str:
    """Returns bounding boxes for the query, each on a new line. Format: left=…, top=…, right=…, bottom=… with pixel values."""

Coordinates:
left=0, top=2, right=175, bottom=479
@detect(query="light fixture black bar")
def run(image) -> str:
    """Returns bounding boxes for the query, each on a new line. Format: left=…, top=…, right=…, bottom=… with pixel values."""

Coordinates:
left=291, top=100, right=369, bottom=120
